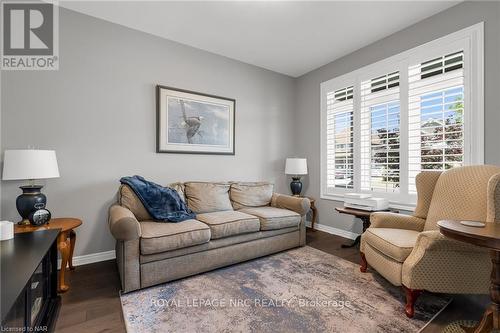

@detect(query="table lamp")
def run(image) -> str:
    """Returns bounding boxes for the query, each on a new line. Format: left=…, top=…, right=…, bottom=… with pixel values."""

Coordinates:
left=285, top=158, right=308, bottom=196
left=2, top=150, right=60, bottom=225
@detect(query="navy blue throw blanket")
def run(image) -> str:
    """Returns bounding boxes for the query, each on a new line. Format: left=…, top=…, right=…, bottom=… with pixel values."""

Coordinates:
left=120, top=176, right=195, bottom=222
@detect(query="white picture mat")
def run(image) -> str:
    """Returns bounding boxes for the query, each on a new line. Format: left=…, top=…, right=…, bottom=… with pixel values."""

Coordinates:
left=158, top=87, right=235, bottom=154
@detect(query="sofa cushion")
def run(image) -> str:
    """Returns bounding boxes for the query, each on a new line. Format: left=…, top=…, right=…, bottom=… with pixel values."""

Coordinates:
left=196, top=211, right=260, bottom=239
left=238, top=207, right=300, bottom=231
left=140, top=227, right=300, bottom=264
left=184, top=182, right=233, bottom=213
left=140, top=220, right=210, bottom=255
left=119, top=185, right=152, bottom=221
left=362, top=228, right=420, bottom=263
left=230, top=182, right=274, bottom=210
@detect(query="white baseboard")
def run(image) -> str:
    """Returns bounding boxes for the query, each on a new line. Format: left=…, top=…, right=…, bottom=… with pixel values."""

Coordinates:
left=58, top=250, right=116, bottom=269
left=306, top=221, right=358, bottom=240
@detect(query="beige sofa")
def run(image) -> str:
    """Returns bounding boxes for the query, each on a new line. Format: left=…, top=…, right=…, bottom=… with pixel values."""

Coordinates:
left=108, top=181, right=310, bottom=293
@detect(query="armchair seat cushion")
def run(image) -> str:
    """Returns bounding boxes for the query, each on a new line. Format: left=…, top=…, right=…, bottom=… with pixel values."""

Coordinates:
left=140, top=220, right=211, bottom=255
left=238, top=207, right=300, bottom=231
left=196, top=211, right=260, bottom=239
left=363, top=228, right=420, bottom=263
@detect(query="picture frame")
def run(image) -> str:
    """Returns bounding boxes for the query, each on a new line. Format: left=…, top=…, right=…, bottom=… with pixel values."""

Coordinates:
left=156, top=85, right=235, bottom=155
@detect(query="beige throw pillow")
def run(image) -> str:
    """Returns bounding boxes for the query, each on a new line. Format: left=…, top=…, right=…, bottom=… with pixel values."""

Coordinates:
left=119, top=185, right=152, bottom=221
left=184, top=182, right=233, bottom=213
left=168, top=182, right=186, bottom=202
left=230, top=182, right=274, bottom=210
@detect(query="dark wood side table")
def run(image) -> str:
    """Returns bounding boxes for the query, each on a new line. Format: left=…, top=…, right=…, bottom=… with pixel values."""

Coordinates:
left=438, top=219, right=500, bottom=333
left=335, top=207, right=391, bottom=248
left=15, top=218, right=83, bottom=293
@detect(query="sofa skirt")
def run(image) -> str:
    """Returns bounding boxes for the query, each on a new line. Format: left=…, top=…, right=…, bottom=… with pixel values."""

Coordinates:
left=139, top=230, right=301, bottom=289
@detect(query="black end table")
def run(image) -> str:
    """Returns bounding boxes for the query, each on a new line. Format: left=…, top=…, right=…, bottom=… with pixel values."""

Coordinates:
left=1, top=229, right=61, bottom=332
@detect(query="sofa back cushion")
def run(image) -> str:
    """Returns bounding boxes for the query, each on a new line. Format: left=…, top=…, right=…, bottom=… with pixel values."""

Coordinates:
left=184, top=182, right=233, bottom=213
left=230, top=182, right=274, bottom=210
left=118, top=185, right=152, bottom=221
left=424, top=165, right=500, bottom=230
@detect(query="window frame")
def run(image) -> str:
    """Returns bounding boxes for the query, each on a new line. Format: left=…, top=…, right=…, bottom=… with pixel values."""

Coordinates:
left=320, top=22, right=484, bottom=210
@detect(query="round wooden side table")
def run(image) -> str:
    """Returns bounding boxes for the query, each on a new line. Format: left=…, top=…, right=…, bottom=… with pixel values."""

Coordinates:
left=438, top=219, right=500, bottom=333
left=15, top=218, right=83, bottom=293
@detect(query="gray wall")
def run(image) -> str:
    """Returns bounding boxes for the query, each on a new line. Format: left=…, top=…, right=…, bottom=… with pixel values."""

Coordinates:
left=2, top=2, right=499, bottom=257
left=295, top=1, right=500, bottom=234
left=1, top=9, right=296, bottom=257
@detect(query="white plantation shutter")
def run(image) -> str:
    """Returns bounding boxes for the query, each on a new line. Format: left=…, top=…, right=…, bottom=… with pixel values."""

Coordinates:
left=360, top=72, right=401, bottom=193
left=326, top=86, right=354, bottom=191
left=320, top=24, right=483, bottom=207
left=408, top=51, right=465, bottom=193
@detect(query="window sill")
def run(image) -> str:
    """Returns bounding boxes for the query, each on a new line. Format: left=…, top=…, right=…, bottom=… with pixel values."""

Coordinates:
left=320, top=194, right=416, bottom=212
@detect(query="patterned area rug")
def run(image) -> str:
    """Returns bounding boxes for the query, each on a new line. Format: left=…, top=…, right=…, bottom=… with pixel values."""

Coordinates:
left=121, top=246, right=450, bottom=332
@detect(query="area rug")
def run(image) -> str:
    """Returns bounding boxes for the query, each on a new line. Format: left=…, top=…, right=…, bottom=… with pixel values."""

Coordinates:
left=120, top=246, right=450, bottom=333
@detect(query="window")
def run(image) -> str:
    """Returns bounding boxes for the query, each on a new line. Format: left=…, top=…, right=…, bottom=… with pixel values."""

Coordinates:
left=326, top=86, right=354, bottom=189
left=321, top=23, right=484, bottom=209
left=408, top=52, right=465, bottom=193
left=420, top=51, right=463, bottom=79
left=360, top=72, right=401, bottom=193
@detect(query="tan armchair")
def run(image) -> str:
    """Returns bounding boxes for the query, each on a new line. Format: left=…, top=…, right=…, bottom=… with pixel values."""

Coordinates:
left=360, top=165, right=500, bottom=318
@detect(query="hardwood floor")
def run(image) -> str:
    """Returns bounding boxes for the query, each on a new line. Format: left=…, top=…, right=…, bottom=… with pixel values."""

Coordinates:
left=306, top=229, right=489, bottom=333
left=54, top=260, right=124, bottom=333
left=54, top=229, right=488, bottom=332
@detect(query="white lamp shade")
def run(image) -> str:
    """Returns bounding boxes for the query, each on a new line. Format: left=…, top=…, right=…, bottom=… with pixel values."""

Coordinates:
left=285, top=158, right=308, bottom=175
left=2, top=150, right=60, bottom=180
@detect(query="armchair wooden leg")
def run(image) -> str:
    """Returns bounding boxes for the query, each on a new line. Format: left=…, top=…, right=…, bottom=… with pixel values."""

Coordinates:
left=360, top=252, right=367, bottom=273
left=403, top=285, right=422, bottom=318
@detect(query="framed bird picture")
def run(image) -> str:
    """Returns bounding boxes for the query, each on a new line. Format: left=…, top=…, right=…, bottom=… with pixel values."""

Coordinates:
left=156, top=85, right=235, bottom=155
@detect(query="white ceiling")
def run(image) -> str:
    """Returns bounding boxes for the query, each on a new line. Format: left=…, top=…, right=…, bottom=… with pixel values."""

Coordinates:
left=60, top=1, right=460, bottom=77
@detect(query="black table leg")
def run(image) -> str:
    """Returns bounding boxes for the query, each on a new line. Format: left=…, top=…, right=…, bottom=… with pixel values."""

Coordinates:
left=341, top=216, right=371, bottom=248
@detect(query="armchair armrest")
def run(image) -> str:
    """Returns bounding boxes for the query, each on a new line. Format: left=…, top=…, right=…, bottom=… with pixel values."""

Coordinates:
left=402, top=230, right=490, bottom=292
left=370, top=212, right=425, bottom=231
left=271, top=193, right=310, bottom=216
left=108, top=204, right=141, bottom=241
left=411, top=230, right=487, bottom=253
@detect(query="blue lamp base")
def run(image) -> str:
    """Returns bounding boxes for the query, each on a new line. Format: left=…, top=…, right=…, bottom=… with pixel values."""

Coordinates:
left=16, top=185, right=46, bottom=225
left=290, top=177, right=303, bottom=196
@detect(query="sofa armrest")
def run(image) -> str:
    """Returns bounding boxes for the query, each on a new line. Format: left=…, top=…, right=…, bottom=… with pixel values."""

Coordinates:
left=108, top=204, right=141, bottom=241
left=370, top=212, right=425, bottom=231
left=271, top=193, right=310, bottom=216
